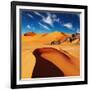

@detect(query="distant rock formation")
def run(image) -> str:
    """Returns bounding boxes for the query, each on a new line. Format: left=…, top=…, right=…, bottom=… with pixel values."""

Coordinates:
left=51, top=40, right=61, bottom=45
left=24, top=32, right=36, bottom=36
left=67, top=33, right=80, bottom=43
left=50, top=33, right=80, bottom=45
left=72, top=33, right=80, bottom=40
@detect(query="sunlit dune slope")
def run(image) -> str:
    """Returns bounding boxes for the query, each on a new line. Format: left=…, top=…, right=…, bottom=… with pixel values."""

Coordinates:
left=22, top=31, right=70, bottom=43
left=39, top=31, right=70, bottom=42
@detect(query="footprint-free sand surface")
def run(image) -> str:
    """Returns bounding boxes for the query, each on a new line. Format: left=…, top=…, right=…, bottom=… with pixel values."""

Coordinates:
left=21, top=32, right=80, bottom=79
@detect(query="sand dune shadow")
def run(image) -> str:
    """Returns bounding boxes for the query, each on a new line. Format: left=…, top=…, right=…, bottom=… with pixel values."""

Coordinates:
left=32, top=48, right=64, bottom=78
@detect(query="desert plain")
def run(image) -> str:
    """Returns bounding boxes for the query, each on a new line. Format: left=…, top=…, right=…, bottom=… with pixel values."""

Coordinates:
left=21, top=31, right=80, bottom=79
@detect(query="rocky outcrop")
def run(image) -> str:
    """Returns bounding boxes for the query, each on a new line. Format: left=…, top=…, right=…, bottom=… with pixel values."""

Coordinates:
left=24, top=32, right=36, bottom=36
left=50, top=33, right=80, bottom=45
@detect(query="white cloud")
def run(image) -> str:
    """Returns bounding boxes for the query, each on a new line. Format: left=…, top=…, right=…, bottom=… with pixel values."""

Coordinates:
left=34, top=12, right=54, bottom=27
left=34, top=11, right=44, bottom=18
left=39, top=22, right=50, bottom=30
left=63, top=23, right=73, bottom=29
left=54, top=18, right=60, bottom=22
left=27, top=25, right=31, bottom=29
left=27, top=14, right=33, bottom=18
left=42, top=12, right=53, bottom=26
left=52, top=14, right=57, bottom=19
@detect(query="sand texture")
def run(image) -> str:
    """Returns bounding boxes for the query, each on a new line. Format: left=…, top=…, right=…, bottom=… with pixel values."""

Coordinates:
left=21, top=32, right=80, bottom=79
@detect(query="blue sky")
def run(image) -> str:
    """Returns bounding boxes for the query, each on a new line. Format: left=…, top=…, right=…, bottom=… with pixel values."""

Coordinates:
left=21, top=10, right=80, bottom=34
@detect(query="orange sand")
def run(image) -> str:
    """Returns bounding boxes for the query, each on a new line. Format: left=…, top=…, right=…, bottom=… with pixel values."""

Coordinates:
left=21, top=32, right=80, bottom=79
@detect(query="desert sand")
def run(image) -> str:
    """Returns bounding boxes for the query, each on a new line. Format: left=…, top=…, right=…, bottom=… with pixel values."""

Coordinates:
left=21, top=31, right=80, bottom=79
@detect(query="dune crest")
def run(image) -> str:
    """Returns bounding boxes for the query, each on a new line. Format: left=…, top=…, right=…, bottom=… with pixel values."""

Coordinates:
left=32, top=48, right=64, bottom=78
left=32, top=47, right=80, bottom=77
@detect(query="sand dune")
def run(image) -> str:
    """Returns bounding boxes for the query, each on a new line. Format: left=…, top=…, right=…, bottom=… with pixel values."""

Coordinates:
left=22, top=31, right=70, bottom=43
left=32, top=48, right=64, bottom=78
left=39, top=31, right=70, bottom=43
left=32, top=47, right=80, bottom=77
left=21, top=31, right=80, bottom=79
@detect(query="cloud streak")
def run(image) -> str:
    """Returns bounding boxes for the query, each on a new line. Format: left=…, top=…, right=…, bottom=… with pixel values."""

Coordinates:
left=27, top=13, right=33, bottom=18
left=42, top=12, right=53, bottom=26
left=34, top=12, right=59, bottom=27
left=27, top=24, right=31, bottom=29
left=34, top=11, right=44, bottom=18
left=39, top=22, right=50, bottom=31
left=63, top=23, right=73, bottom=29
